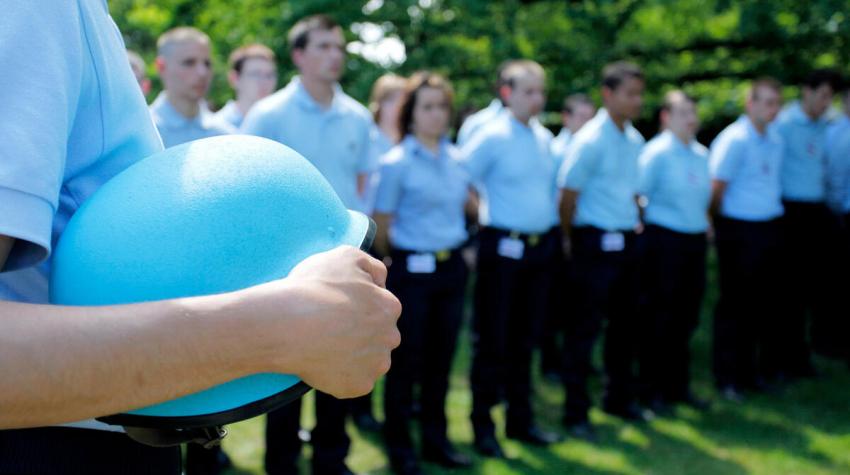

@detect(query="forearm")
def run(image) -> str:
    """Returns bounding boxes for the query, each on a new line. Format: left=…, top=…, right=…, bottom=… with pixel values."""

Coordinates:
left=0, top=291, right=262, bottom=429
left=559, top=190, right=578, bottom=238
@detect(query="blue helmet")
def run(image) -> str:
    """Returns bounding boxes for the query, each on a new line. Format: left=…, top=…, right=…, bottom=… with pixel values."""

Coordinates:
left=50, top=135, right=375, bottom=445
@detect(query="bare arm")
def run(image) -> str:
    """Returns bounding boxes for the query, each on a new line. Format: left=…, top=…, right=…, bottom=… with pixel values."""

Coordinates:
left=0, top=242, right=400, bottom=429
left=464, top=188, right=480, bottom=226
left=372, top=213, right=392, bottom=258
left=357, top=173, right=368, bottom=197
left=709, top=179, right=727, bottom=218
left=0, top=235, right=12, bottom=270
left=559, top=189, right=579, bottom=239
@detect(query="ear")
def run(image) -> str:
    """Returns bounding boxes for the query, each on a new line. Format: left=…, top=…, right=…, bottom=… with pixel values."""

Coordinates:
left=227, top=70, right=239, bottom=89
left=601, top=86, right=612, bottom=103
left=498, top=84, right=512, bottom=104
left=141, top=78, right=151, bottom=96
left=291, top=49, right=303, bottom=69
left=155, top=56, right=166, bottom=75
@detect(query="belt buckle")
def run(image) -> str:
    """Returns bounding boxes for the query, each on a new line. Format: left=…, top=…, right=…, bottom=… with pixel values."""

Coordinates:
left=435, top=250, right=451, bottom=262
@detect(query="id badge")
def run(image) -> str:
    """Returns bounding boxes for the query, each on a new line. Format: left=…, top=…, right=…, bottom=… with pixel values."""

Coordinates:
left=601, top=232, right=625, bottom=252
left=497, top=237, right=525, bottom=260
left=407, top=253, right=437, bottom=274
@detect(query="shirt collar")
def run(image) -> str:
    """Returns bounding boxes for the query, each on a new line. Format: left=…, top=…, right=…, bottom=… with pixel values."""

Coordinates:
left=403, top=135, right=450, bottom=162
left=786, top=101, right=829, bottom=126
left=661, top=129, right=696, bottom=154
left=598, top=108, right=634, bottom=138
left=291, top=75, right=345, bottom=114
left=152, top=91, right=211, bottom=128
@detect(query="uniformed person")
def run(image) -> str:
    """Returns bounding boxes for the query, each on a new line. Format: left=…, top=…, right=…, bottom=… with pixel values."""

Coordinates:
left=215, top=43, right=278, bottom=129
left=242, top=15, right=374, bottom=475
left=709, top=78, right=784, bottom=402
left=150, top=27, right=235, bottom=148
left=461, top=59, right=562, bottom=458
left=558, top=61, right=648, bottom=440
left=771, top=69, right=841, bottom=379
left=637, top=91, right=710, bottom=413
left=126, top=49, right=151, bottom=96
left=373, top=72, right=474, bottom=475
left=824, top=84, right=850, bottom=365
left=541, top=93, right=596, bottom=381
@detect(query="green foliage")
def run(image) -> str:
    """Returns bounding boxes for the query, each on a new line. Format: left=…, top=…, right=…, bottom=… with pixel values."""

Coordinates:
left=111, top=0, right=850, bottom=140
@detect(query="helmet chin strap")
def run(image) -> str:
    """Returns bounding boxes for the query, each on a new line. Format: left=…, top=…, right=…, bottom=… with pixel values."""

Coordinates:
left=123, top=425, right=227, bottom=448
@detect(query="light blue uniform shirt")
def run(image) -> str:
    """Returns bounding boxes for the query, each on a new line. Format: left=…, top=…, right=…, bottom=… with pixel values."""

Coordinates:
left=461, top=112, right=558, bottom=234
left=150, top=93, right=235, bottom=148
left=457, top=98, right=504, bottom=146
left=558, top=109, right=645, bottom=231
left=551, top=128, right=572, bottom=168
left=374, top=136, right=469, bottom=251
left=771, top=102, right=831, bottom=202
left=214, top=100, right=244, bottom=129
left=638, top=130, right=711, bottom=233
left=709, top=115, right=784, bottom=221
left=825, top=114, right=850, bottom=213
left=0, top=0, right=163, bottom=305
left=241, top=76, right=374, bottom=211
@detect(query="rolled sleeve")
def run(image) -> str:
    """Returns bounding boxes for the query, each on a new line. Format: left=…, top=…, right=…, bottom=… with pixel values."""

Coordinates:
left=0, top=2, right=81, bottom=271
left=459, top=134, right=495, bottom=184
left=709, top=135, right=743, bottom=182
left=373, top=157, right=404, bottom=215
left=638, top=147, right=660, bottom=196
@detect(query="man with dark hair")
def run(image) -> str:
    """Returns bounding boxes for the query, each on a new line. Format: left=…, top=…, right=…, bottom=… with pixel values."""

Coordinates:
left=709, top=78, right=785, bottom=402
left=771, top=69, right=841, bottom=379
left=456, top=60, right=513, bottom=146
left=551, top=94, right=596, bottom=158
left=242, top=14, right=374, bottom=475
left=558, top=61, right=648, bottom=440
left=215, top=44, right=278, bottom=129
left=462, top=59, right=562, bottom=458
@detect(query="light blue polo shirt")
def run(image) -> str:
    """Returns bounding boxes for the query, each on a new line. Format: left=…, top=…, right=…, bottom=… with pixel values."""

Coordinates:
left=150, top=93, right=235, bottom=148
left=771, top=102, right=831, bottom=202
left=214, top=100, right=244, bottom=129
left=374, top=136, right=469, bottom=251
left=460, top=112, right=558, bottom=234
left=241, top=76, right=374, bottom=211
left=457, top=98, right=504, bottom=146
left=551, top=128, right=572, bottom=167
left=638, top=130, right=710, bottom=233
left=0, top=0, right=163, bottom=305
left=709, top=115, right=784, bottom=221
left=825, top=114, right=850, bottom=213
left=558, top=108, right=645, bottom=231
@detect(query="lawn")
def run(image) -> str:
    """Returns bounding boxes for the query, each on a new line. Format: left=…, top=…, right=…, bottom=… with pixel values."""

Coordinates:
left=218, top=254, right=850, bottom=475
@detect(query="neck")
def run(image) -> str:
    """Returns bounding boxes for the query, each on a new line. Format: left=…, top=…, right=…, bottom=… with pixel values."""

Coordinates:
left=672, top=130, right=692, bottom=145
left=301, top=75, right=335, bottom=107
left=607, top=109, right=627, bottom=131
left=165, top=91, right=200, bottom=119
left=802, top=103, right=821, bottom=121
left=510, top=109, right=531, bottom=126
left=378, top=116, right=400, bottom=144
left=235, top=97, right=256, bottom=116
left=415, top=133, right=441, bottom=153
left=748, top=114, right=767, bottom=135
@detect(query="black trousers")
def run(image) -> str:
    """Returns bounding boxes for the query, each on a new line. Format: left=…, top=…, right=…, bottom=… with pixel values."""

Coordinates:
left=638, top=225, right=707, bottom=402
left=540, top=228, right=572, bottom=377
left=712, top=216, right=783, bottom=389
left=0, top=427, right=181, bottom=474
left=470, top=227, right=557, bottom=438
left=777, top=200, right=836, bottom=373
left=383, top=248, right=467, bottom=458
left=563, top=226, right=640, bottom=423
left=265, top=392, right=349, bottom=475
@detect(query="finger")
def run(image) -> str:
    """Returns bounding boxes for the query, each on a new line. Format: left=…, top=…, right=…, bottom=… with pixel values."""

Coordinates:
left=356, top=252, right=388, bottom=287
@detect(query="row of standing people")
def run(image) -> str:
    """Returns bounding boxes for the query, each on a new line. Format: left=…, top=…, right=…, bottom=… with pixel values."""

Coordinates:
left=136, top=16, right=850, bottom=475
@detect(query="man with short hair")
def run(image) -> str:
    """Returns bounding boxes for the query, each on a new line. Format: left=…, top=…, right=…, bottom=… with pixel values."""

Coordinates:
left=637, top=91, right=711, bottom=413
left=551, top=93, right=596, bottom=159
left=150, top=27, right=234, bottom=148
left=771, top=69, right=841, bottom=379
left=462, top=59, right=562, bottom=458
left=215, top=43, right=278, bottom=129
left=242, top=15, right=374, bottom=475
left=456, top=61, right=512, bottom=146
left=558, top=61, right=648, bottom=440
left=709, top=78, right=785, bottom=402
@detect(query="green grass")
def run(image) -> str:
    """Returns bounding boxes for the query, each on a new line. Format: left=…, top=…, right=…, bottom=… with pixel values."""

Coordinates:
left=219, top=254, right=850, bottom=474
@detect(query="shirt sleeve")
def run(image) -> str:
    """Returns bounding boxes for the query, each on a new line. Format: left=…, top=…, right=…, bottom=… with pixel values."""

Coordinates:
left=372, top=154, right=405, bottom=215
left=825, top=126, right=850, bottom=213
left=637, top=146, right=661, bottom=196
left=240, top=104, right=276, bottom=139
left=459, top=132, right=495, bottom=185
left=0, top=2, right=82, bottom=271
left=558, top=138, right=598, bottom=191
left=709, top=133, right=744, bottom=182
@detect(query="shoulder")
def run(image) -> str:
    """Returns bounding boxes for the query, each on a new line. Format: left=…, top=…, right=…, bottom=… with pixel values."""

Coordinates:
left=640, top=134, right=670, bottom=161
left=691, top=140, right=709, bottom=157
left=626, top=124, right=646, bottom=145
left=250, top=85, right=298, bottom=119
left=337, top=91, right=372, bottom=124
left=712, top=120, right=748, bottom=149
